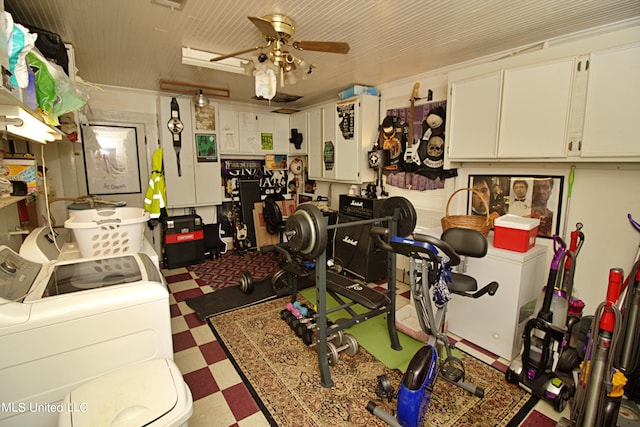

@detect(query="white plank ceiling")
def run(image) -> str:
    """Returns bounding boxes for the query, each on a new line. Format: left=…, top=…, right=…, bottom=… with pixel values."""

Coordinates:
left=5, top=0, right=640, bottom=109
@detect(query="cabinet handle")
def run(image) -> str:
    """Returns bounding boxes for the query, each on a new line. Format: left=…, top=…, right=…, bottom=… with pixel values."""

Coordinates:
left=578, top=140, right=582, bottom=151
left=577, top=61, right=582, bottom=72
left=568, top=141, right=573, bottom=151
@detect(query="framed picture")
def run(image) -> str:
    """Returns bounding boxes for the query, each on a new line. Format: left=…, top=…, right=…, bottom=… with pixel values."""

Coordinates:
left=196, top=133, right=217, bottom=162
left=81, top=125, right=141, bottom=194
left=467, top=175, right=564, bottom=238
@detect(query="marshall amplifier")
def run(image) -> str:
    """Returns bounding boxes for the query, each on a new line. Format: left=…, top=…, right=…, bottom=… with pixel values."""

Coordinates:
left=163, top=214, right=205, bottom=269
left=334, top=213, right=387, bottom=282
left=339, top=195, right=386, bottom=219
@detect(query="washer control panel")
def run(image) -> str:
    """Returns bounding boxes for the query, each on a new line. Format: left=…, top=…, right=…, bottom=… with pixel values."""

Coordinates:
left=0, top=246, right=42, bottom=302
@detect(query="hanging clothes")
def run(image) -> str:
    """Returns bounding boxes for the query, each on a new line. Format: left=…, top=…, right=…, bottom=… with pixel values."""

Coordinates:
left=144, top=148, right=167, bottom=219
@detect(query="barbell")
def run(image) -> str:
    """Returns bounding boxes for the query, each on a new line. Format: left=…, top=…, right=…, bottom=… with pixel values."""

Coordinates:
left=284, top=196, right=417, bottom=259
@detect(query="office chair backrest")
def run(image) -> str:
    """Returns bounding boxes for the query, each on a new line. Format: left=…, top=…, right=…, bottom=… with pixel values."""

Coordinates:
left=441, top=227, right=488, bottom=259
left=264, top=198, right=284, bottom=234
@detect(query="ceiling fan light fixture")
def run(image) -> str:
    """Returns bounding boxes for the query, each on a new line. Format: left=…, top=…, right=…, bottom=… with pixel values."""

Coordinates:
left=193, top=89, right=209, bottom=108
left=296, top=58, right=311, bottom=74
left=241, top=60, right=256, bottom=76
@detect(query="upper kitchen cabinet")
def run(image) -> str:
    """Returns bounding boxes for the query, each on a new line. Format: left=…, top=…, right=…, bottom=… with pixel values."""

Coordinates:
left=218, top=108, right=289, bottom=155
left=498, top=58, right=575, bottom=158
left=446, top=26, right=640, bottom=163
left=447, top=58, right=577, bottom=161
left=288, top=110, right=308, bottom=155
left=580, top=43, right=640, bottom=158
left=307, top=95, right=378, bottom=184
left=447, top=70, right=503, bottom=159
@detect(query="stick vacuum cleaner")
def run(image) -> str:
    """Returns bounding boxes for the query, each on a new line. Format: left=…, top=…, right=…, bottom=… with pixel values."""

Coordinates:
left=506, top=235, right=576, bottom=411
left=570, top=268, right=626, bottom=426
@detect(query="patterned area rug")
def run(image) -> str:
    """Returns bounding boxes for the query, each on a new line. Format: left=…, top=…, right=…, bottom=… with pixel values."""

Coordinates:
left=188, top=250, right=284, bottom=290
left=208, top=296, right=533, bottom=427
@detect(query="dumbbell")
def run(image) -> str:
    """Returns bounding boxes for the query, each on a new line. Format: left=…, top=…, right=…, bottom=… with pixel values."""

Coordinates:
left=280, top=302, right=314, bottom=328
left=229, top=270, right=253, bottom=294
left=299, top=321, right=344, bottom=346
left=327, top=333, right=359, bottom=366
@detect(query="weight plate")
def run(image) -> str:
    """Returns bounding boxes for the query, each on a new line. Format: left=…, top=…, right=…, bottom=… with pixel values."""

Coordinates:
left=285, top=209, right=313, bottom=253
left=327, top=341, right=339, bottom=366
left=285, top=203, right=327, bottom=259
left=271, top=269, right=289, bottom=294
left=333, top=330, right=344, bottom=347
left=380, top=196, right=417, bottom=237
left=343, top=334, right=359, bottom=356
left=240, top=270, right=253, bottom=294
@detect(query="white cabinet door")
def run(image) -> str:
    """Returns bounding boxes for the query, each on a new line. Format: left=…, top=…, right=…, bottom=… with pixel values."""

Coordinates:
left=334, top=99, right=361, bottom=182
left=159, top=96, right=222, bottom=208
left=218, top=108, right=240, bottom=154
left=322, top=102, right=337, bottom=180
left=289, top=111, right=308, bottom=155
left=581, top=43, right=640, bottom=158
left=159, top=96, right=196, bottom=207
left=447, top=71, right=502, bottom=160
left=498, top=58, right=574, bottom=158
left=273, top=114, right=290, bottom=153
left=307, top=107, right=322, bottom=180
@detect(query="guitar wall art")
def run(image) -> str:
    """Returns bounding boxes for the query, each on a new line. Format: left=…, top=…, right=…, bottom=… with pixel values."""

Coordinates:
left=384, top=98, right=456, bottom=189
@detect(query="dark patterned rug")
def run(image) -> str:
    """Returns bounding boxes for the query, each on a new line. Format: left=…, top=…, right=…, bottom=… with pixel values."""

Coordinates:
left=208, top=296, right=535, bottom=427
left=187, top=249, right=285, bottom=291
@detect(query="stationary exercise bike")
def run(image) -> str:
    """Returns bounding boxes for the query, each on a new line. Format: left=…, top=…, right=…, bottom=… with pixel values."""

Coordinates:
left=368, top=227, right=499, bottom=427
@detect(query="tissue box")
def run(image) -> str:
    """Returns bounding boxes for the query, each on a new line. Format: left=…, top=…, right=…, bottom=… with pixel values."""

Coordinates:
left=493, top=214, right=540, bottom=252
left=338, top=85, right=378, bottom=100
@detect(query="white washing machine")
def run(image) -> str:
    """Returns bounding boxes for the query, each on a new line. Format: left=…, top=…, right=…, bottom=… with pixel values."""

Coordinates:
left=58, top=359, right=192, bottom=427
left=0, top=246, right=180, bottom=427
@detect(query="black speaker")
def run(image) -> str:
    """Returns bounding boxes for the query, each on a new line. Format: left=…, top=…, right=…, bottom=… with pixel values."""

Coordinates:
left=333, top=213, right=387, bottom=282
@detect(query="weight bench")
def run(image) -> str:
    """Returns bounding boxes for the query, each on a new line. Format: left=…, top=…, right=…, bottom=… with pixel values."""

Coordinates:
left=281, top=197, right=417, bottom=387
left=326, top=271, right=390, bottom=310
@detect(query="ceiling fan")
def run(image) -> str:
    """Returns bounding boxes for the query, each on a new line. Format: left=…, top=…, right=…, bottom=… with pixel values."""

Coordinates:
left=210, top=14, right=350, bottom=63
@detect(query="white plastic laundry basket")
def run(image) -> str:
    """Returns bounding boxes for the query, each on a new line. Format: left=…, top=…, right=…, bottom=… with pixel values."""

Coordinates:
left=64, top=207, right=149, bottom=258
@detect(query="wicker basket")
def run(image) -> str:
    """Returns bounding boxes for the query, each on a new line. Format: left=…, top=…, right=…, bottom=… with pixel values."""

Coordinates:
left=441, top=187, right=491, bottom=236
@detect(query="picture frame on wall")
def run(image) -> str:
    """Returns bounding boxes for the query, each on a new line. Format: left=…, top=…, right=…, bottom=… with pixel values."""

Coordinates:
left=467, top=174, right=564, bottom=238
left=81, top=124, right=141, bottom=195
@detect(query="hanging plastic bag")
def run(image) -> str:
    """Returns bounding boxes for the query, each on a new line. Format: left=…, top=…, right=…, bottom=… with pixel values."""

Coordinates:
left=27, top=50, right=88, bottom=124
left=4, top=12, right=37, bottom=88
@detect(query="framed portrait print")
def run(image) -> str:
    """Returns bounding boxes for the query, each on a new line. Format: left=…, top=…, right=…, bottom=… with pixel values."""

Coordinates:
left=467, top=174, right=564, bottom=238
left=81, top=125, right=141, bottom=194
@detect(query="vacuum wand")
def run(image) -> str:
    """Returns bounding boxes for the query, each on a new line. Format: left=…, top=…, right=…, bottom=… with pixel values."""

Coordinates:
left=580, top=268, right=623, bottom=427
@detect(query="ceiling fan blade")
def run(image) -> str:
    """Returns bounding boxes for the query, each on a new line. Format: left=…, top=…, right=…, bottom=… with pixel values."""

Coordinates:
left=293, top=41, right=350, bottom=54
left=248, top=16, right=280, bottom=40
left=210, top=45, right=264, bottom=62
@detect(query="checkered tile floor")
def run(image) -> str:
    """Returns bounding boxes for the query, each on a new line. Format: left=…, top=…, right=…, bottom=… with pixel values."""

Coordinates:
left=162, top=263, right=566, bottom=427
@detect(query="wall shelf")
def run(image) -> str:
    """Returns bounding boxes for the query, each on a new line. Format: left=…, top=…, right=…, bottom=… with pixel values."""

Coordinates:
left=0, top=87, right=65, bottom=144
left=0, top=195, right=29, bottom=210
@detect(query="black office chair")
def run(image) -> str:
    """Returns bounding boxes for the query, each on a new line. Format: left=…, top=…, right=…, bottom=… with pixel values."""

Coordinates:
left=263, top=197, right=287, bottom=237
left=440, top=227, right=497, bottom=297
